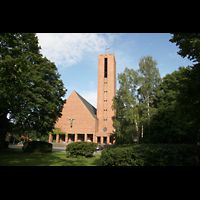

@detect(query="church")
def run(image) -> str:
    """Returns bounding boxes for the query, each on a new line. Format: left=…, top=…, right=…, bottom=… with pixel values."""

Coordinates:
left=49, top=53, right=116, bottom=145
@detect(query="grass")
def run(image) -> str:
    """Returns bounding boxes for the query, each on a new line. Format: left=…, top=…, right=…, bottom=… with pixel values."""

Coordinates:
left=0, top=148, right=101, bottom=166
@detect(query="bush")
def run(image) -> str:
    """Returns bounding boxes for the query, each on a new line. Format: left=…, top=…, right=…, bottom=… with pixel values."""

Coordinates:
left=66, top=142, right=97, bottom=157
left=22, top=141, right=52, bottom=153
left=100, top=144, right=200, bottom=166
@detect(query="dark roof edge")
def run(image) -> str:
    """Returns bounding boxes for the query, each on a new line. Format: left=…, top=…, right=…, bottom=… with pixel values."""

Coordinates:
left=74, top=91, right=98, bottom=120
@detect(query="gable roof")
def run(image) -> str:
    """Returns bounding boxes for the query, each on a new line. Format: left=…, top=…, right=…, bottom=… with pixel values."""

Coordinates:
left=74, top=91, right=98, bottom=119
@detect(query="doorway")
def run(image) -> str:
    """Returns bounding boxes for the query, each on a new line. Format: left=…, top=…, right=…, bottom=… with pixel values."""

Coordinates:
left=97, top=137, right=101, bottom=144
left=52, top=134, right=56, bottom=142
left=81, top=134, right=84, bottom=141
left=103, top=137, right=107, bottom=144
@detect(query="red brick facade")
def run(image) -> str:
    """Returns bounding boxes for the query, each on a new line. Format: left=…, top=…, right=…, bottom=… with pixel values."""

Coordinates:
left=49, top=53, right=116, bottom=144
left=96, top=53, right=116, bottom=137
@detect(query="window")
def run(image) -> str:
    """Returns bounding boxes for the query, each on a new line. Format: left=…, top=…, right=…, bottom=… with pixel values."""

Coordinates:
left=104, top=58, right=107, bottom=78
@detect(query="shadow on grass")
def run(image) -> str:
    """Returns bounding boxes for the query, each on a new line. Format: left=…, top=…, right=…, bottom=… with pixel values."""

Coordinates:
left=0, top=148, right=100, bottom=166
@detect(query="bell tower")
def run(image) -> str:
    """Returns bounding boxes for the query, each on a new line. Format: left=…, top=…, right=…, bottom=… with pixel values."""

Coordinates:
left=97, top=53, right=116, bottom=137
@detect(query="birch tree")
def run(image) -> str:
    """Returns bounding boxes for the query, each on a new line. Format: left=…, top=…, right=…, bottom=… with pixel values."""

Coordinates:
left=137, top=56, right=161, bottom=141
left=112, top=68, right=139, bottom=144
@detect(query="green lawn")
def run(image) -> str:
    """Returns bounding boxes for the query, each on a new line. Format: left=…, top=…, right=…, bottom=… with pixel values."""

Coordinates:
left=0, top=148, right=101, bottom=166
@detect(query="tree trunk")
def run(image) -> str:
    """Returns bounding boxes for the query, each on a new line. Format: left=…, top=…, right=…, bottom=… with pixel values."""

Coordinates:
left=0, top=111, right=9, bottom=142
left=141, top=111, right=144, bottom=139
left=131, top=132, right=134, bottom=143
left=141, top=125, right=143, bottom=138
left=147, top=93, right=150, bottom=138
left=135, top=115, right=139, bottom=143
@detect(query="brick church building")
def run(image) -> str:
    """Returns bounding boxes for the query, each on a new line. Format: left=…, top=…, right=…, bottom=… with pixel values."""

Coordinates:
left=49, top=53, right=116, bottom=145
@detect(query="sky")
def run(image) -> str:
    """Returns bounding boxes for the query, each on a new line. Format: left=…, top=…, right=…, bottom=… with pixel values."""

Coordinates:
left=36, top=33, right=195, bottom=108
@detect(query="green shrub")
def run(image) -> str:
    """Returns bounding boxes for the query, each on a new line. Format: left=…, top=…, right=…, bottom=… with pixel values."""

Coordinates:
left=22, top=141, right=52, bottom=153
left=66, top=142, right=97, bottom=157
left=100, top=144, right=200, bottom=166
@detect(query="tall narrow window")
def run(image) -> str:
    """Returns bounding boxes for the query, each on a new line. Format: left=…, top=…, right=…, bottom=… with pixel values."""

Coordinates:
left=104, top=58, right=107, bottom=78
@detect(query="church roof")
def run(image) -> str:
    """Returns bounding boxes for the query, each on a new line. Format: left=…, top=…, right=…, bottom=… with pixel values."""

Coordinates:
left=74, top=91, right=98, bottom=119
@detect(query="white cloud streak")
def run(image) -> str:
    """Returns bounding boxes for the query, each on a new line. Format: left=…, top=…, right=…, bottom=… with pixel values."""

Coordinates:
left=37, top=33, right=116, bottom=68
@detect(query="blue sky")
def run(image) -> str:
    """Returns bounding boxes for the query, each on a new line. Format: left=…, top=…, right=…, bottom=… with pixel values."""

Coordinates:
left=37, top=33, right=195, bottom=108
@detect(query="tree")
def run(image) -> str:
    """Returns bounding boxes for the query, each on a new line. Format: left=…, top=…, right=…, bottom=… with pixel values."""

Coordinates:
left=169, top=33, right=200, bottom=63
left=112, top=67, right=139, bottom=144
left=0, top=33, right=67, bottom=142
left=0, top=33, right=36, bottom=141
left=137, top=55, right=161, bottom=141
left=170, top=33, right=200, bottom=142
left=150, top=66, right=197, bottom=144
left=112, top=56, right=161, bottom=144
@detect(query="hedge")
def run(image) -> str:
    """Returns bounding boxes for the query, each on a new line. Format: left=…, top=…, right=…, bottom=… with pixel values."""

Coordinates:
left=22, top=141, right=52, bottom=153
left=100, top=144, right=200, bottom=166
left=66, top=142, right=97, bottom=157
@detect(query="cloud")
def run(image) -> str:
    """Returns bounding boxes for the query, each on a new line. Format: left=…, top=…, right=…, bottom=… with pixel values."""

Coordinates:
left=37, top=33, right=117, bottom=68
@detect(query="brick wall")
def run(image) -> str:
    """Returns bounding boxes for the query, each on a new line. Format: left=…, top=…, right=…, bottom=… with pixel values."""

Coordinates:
left=97, top=53, right=116, bottom=136
left=55, top=91, right=97, bottom=134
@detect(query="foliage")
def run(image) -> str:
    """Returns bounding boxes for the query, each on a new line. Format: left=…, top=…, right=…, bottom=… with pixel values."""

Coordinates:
left=150, top=66, right=197, bottom=144
left=100, top=144, right=200, bottom=166
left=52, top=128, right=66, bottom=135
left=112, top=55, right=161, bottom=144
left=112, top=68, right=139, bottom=144
left=137, top=55, right=162, bottom=141
left=137, top=56, right=161, bottom=108
left=0, top=33, right=66, bottom=141
left=9, top=133, right=21, bottom=144
left=22, top=141, right=52, bottom=153
left=66, top=142, right=97, bottom=158
left=177, top=64, right=200, bottom=140
left=169, top=33, right=200, bottom=63
left=170, top=33, right=200, bottom=142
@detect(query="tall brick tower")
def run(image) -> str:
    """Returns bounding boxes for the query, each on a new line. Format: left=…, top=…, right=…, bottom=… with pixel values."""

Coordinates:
left=96, top=53, right=116, bottom=144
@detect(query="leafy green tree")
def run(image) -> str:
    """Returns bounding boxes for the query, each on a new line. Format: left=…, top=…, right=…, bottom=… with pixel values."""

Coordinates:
left=169, top=33, right=200, bottom=63
left=112, top=68, right=139, bottom=144
left=137, top=55, right=161, bottom=141
left=112, top=56, right=161, bottom=144
left=150, top=66, right=197, bottom=144
left=0, top=33, right=66, bottom=141
left=175, top=64, right=200, bottom=141
left=170, top=33, right=200, bottom=142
